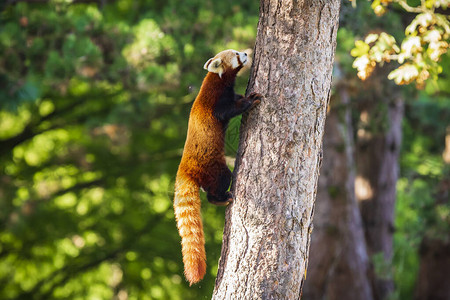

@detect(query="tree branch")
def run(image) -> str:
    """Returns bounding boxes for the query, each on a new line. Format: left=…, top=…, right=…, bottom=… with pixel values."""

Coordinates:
left=396, top=0, right=424, bottom=13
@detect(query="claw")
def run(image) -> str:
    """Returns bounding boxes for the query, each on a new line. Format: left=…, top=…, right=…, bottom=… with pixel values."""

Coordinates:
left=248, top=92, right=263, bottom=102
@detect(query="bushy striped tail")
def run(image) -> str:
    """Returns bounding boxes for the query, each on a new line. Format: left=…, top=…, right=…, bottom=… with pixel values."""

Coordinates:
left=173, top=172, right=206, bottom=285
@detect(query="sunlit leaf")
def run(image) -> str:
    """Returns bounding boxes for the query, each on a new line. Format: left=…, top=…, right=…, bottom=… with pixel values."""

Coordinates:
left=388, top=63, right=420, bottom=85
left=371, top=0, right=388, bottom=16
left=353, top=54, right=376, bottom=80
left=365, top=33, right=379, bottom=44
left=401, top=36, right=422, bottom=58
left=351, top=40, right=371, bottom=57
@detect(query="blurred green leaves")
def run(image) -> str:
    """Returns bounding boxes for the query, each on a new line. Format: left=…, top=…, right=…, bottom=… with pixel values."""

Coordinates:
left=0, top=1, right=258, bottom=299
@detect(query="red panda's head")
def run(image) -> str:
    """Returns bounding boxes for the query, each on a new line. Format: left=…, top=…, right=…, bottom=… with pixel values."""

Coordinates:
left=203, top=49, right=249, bottom=78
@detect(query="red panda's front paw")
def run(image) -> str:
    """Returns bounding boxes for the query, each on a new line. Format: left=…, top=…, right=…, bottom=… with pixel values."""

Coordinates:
left=248, top=92, right=262, bottom=107
left=252, top=99, right=261, bottom=106
left=248, top=92, right=263, bottom=102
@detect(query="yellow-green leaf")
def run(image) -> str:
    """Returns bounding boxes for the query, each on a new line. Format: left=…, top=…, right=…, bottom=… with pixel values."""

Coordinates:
left=351, top=40, right=370, bottom=57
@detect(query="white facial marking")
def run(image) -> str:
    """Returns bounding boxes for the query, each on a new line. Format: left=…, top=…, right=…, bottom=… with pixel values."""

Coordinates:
left=231, top=56, right=239, bottom=69
left=238, top=51, right=248, bottom=66
left=229, top=50, right=248, bottom=69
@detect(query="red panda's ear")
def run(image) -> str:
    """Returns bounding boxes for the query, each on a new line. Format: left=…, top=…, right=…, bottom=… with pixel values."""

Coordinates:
left=204, top=58, right=223, bottom=77
left=203, top=58, right=214, bottom=70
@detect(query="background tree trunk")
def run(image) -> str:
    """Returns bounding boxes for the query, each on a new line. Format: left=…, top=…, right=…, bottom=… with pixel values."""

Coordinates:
left=302, top=86, right=373, bottom=300
left=212, top=1, right=340, bottom=299
left=414, top=237, right=450, bottom=300
left=355, top=68, right=404, bottom=300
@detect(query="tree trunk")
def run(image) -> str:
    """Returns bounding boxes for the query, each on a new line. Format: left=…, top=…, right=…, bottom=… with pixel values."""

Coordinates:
left=355, top=68, right=404, bottom=300
left=212, top=1, right=340, bottom=299
left=414, top=237, right=450, bottom=300
left=302, top=86, right=373, bottom=300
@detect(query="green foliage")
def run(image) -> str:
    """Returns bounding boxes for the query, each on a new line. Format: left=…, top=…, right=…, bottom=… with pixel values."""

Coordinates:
left=0, top=1, right=258, bottom=299
left=1, top=1, right=448, bottom=299
left=372, top=252, right=394, bottom=281
left=393, top=88, right=450, bottom=299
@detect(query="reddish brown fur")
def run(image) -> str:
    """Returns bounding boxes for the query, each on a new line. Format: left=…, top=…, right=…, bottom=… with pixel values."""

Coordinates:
left=179, top=71, right=239, bottom=183
left=174, top=51, right=243, bottom=285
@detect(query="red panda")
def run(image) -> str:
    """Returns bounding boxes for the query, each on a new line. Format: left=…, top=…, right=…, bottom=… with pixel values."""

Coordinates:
left=174, top=49, right=262, bottom=285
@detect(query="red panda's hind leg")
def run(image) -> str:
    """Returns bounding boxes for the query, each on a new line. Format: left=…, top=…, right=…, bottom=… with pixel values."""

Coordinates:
left=205, top=165, right=233, bottom=206
left=208, top=191, right=233, bottom=206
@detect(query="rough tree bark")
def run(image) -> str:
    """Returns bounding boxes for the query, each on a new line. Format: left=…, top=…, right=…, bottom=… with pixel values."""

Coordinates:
left=355, top=67, right=404, bottom=300
left=212, top=1, right=341, bottom=299
left=302, top=86, right=373, bottom=300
